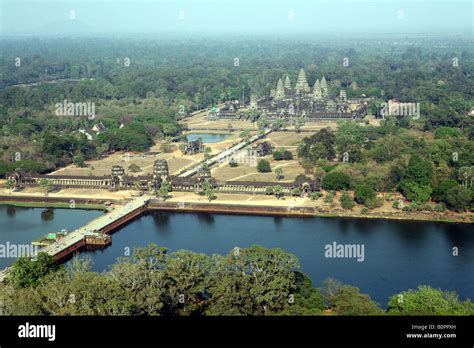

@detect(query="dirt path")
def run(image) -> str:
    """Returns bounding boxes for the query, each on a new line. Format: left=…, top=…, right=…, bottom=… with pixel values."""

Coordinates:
left=227, top=161, right=298, bottom=181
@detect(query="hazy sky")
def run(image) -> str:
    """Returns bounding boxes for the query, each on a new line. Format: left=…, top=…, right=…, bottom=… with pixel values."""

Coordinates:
left=0, top=0, right=472, bottom=36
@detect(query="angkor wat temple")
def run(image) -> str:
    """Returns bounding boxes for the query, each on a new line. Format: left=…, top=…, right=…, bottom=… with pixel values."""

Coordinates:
left=8, top=160, right=321, bottom=196
left=208, top=68, right=371, bottom=122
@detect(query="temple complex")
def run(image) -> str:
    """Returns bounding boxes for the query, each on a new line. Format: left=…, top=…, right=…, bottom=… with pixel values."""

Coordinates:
left=208, top=68, right=371, bottom=122
left=7, top=160, right=321, bottom=196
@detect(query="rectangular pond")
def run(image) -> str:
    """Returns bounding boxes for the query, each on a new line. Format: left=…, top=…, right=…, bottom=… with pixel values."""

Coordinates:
left=185, top=133, right=231, bottom=143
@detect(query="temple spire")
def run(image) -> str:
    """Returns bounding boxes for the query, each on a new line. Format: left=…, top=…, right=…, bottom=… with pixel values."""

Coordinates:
left=320, top=76, right=328, bottom=97
left=275, top=78, right=285, bottom=99
left=284, top=76, right=292, bottom=89
left=313, top=79, right=321, bottom=89
left=313, top=79, right=322, bottom=100
left=295, top=68, right=310, bottom=93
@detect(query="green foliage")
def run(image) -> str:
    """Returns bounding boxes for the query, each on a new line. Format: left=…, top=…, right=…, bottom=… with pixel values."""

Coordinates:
left=321, top=165, right=337, bottom=173
left=229, top=158, right=238, bottom=167
left=4, top=178, right=16, bottom=193
left=275, top=167, right=283, bottom=180
left=323, top=192, right=334, bottom=203
left=0, top=161, right=9, bottom=177
left=400, top=180, right=432, bottom=203
left=206, top=245, right=299, bottom=315
left=309, top=191, right=322, bottom=200
left=298, top=128, right=336, bottom=162
left=73, top=154, right=86, bottom=167
left=8, top=252, right=60, bottom=288
left=38, top=178, right=53, bottom=196
left=389, top=161, right=406, bottom=189
left=273, top=148, right=293, bottom=161
left=435, top=127, right=463, bottom=139
left=392, top=200, right=404, bottom=210
left=335, top=121, right=368, bottom=163
left=434, top=202, right=446, bottom=212
left=1, top=160, right=47, bottom=176
left=279, top=271, right=325, bottom=315
left=291, top=187, right=302, bottom=197
left=432, top=179, right=458, bottom=202
left=257, top=159, right=271, bottom=173
left=403, top=155, right=434, bottom=186
left=203, top=180, right=216, bottom=201
left=239, top=130, right=251, bottom=141
left=322, top=279, right=382, bottom=315
left=340, top=191, right=355, bottom=210
left=98, top=127, right=153, bottom=152
left=271, top=118, right=287, bottom=130
left=272, top=185, right=284, bottom=199
left=445, top=186, right=472, bottom=212
left=158, top=180, right=171, bottom=200
left=388, top=286, right=474, bottom=315
left=370, top=136, right=403, bottom=163
left=330, top=286, right=383, bottom=315
left=402, top=202, right=434, bottom=212
left=354, top=184, right=376, bottom=205
left=1, top=244, right=471, bottom=316
left=402, top=202, right=421, bottom=212
left=365, top=197, right=384, bottom=209
left=322, top=171, right=351, bottom=191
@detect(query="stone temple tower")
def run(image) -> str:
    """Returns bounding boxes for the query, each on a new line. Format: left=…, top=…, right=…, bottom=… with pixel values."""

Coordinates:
left=149, top=159, right=168, bottom=192
left=284, top=76, right=292, bottom=90
left=111, top=165, right=126, bottom=190
left=153, top=159, right=169, bottom=180
left=295, top=68, right=310, bottom=94
left=275, top=78, right=285, bottom=100
left=320, top=76, right=328, bottom=98
left=313, top=79, right=322, bottom=100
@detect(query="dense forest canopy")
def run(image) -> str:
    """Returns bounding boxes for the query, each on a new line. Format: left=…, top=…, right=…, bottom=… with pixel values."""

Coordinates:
left=1, top=244, right=473, bottom=316
left=1, top=35, right=473, bottom=107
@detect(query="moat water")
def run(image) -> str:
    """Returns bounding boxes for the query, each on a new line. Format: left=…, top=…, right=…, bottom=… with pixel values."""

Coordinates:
left=185, top=133, right=230, bottom=143
left=1, top=206, right=473, bottom=306
left=0, top=205, right=103, bottom=269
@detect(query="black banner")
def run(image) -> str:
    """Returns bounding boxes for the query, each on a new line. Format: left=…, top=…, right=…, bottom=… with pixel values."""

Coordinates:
left=0, top=315, right=472, bottom=346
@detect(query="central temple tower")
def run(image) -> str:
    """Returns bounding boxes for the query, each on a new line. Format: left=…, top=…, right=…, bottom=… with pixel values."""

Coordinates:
left=294, top=68, right=310, bottom=94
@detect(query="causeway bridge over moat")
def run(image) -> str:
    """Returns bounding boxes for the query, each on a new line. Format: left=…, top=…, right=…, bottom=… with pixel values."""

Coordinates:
left=178, top=128, right=272, bottom=178
left=0, top=195, right=151, bottom=282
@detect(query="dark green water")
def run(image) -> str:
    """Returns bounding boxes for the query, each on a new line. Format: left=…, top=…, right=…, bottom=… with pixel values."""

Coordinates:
left=1, top=206, right=473, bottom=306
